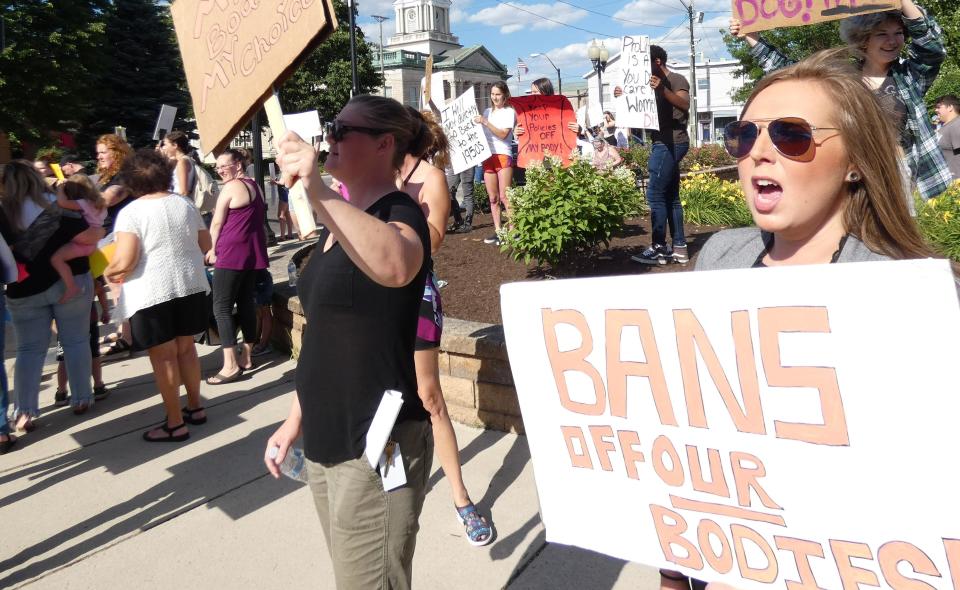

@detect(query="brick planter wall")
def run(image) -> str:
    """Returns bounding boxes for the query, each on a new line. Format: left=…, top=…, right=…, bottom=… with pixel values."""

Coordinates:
left=271, top=289, right=523, bottom=434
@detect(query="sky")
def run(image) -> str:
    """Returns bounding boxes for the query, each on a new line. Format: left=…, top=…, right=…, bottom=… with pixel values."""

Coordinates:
left=355, top=0, right=735, bottom=91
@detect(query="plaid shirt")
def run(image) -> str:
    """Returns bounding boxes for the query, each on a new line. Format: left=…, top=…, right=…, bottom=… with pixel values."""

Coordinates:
left=750, top=9, right=952, bottom=200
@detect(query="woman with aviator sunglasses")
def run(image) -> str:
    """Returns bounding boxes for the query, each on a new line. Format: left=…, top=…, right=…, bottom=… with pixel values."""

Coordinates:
left=730, top=0, right=951, bottom=207
left=659, top=48, right=958, bottom=590
left=266, top=95, right=434, bottom=590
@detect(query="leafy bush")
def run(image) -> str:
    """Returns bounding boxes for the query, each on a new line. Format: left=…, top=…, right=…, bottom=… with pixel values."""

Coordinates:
left=683, top=143, right=736, bottom=171
left=679, top=168, right=754, bottom=227
left=620, top=145, right=651, bottom=176
left=503, top=155, right=640, bottom=266
left=917, top=184, right=960, bottom=261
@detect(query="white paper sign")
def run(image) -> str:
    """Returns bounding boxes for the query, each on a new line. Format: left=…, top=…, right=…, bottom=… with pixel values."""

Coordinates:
left=364, top=389, right=404, bottom=469
left=420, top=72, right=446, bottom=110
left=440, top=87, right=492, bottom=174
left=152, top=104, right=178, bottom=140
left=283, top=110, right=323, bottom=142
left=615, top=35, right=658, bottom=130
left=500, top=259, right=960, bottom=590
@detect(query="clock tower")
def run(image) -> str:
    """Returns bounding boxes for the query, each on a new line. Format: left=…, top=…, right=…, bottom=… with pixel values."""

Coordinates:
left=388, top=0, right=461, bottom=54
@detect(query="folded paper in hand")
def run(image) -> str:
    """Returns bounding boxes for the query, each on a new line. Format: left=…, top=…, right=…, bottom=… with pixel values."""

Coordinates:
left=364, top=389, right=404, bottom=469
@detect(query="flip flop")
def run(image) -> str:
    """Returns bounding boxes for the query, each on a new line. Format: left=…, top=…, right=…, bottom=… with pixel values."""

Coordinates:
left=143, top=422, right=189, bottom=443
left=205, top=369, right=243, bottom=385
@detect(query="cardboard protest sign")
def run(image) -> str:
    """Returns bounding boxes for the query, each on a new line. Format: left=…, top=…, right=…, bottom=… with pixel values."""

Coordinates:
left=263, top=94, right=317, bottom=239
left=500, top=258, right=960, bottom=589
left=735, top=0, right=901, bottom=34
left=440, top=87, right=492, bottom=174
left=511, top=95, right=579, bottom=168
left=615, top=35, right=658, bottom=130
left=152, top=104, right=178, bottom=141
left=170, top=0, right=338, bottom=156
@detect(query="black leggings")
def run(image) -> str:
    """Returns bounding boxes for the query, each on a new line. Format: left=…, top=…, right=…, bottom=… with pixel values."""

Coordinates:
left=212, top=268, right=257, bottom=349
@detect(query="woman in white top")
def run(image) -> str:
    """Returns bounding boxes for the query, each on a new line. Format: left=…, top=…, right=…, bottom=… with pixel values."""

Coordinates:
left=474, top=81, right=516, bottom=246
left=160, top=130, right=197, bottom=197
left=105, top=149, right=212, bottom=443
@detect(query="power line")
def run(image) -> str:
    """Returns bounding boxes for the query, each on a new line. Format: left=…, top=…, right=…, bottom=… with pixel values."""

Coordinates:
left=656, top=20, right=687, bottom=43
left=496, top=1, right=610, bottom=36
left=551, top=0, right=675, bottom=28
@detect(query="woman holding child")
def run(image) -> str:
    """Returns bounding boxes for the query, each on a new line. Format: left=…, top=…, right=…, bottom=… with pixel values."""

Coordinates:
left=0, top=161, right=102, bottom=428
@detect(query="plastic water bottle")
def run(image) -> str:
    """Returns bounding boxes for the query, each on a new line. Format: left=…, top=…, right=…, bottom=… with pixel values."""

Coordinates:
left=287, top=261, right=298, bottom=288
left=268, top=445, right=307, bottom=482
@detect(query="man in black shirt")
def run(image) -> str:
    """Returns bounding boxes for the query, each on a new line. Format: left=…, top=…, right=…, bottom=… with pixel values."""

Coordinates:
left=631, top=44, right=692, bottom=266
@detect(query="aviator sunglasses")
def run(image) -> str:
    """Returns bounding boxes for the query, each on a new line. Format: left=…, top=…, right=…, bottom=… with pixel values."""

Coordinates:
left=722, top=117, right=839, bottom=159
left=323, top=120, right=389, bottom=142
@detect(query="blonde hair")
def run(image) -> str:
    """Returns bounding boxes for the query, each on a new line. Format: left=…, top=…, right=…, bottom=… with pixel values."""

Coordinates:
left=414, top=109, right=450, bottom=171
left=743, top=49, right=942, bottom=264
left=0, top=160, right=53, bottom=231
left=96, top=133, right=133, bottom=185
left=62, top=174, right=106, bottom=210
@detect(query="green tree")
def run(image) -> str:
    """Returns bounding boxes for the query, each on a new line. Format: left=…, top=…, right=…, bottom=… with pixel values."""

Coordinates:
left=85, top=0, right=190, bottom=150
left=279, top=0, right=383, bottom=122
left=0, top=1, right=108, bottom=149
left=723, top=22, right=841, bottom=103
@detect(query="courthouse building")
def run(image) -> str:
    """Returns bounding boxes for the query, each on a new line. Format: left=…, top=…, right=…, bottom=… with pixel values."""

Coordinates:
left=372, top=0, right=509, bottom=109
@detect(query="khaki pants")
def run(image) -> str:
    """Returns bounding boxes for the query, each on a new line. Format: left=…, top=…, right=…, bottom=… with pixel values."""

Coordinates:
left=306, top=419, right=433, bottom=590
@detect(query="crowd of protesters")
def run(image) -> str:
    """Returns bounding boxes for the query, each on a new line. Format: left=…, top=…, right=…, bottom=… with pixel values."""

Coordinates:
left=3, top=3, right=960, bottom=585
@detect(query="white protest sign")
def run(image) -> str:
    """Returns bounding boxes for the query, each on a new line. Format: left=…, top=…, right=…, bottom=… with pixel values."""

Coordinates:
left=440, top=87, right=492, bottom=174
left=500, top=258, right=960, bottom=589
left=152, top=104, right=178, bottom=140
left=420, top=72, right=446, bottom=110
left=283, top=110, right=323, bottom=141
left=615, top=35, right=658, bottom=130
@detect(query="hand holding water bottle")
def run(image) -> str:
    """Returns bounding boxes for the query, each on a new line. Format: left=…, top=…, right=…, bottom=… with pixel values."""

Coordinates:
left=264, top=411, right=303, bottom=479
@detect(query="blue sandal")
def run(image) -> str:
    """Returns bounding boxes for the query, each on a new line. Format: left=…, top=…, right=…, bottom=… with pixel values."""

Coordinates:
left=455, top=503, right=492, bottom=547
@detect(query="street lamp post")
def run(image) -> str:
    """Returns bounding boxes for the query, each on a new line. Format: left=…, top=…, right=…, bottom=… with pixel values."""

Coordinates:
left=530, top=52, right=562, bottom=95
left=347, top=0, right=359, bottom=95
left=371, top=14, right=389, bottom=97
left=588, top=41, right=609, bottom=113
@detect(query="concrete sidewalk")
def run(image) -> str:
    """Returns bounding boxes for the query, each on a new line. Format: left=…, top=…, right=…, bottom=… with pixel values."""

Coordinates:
left=0, top=345, right=659, bottom=589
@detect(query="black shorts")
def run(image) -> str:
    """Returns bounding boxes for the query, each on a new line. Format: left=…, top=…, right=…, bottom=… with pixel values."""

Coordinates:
left=130, top=291, right=208, bottom=351
left=254, top=269, right=274, bottom=306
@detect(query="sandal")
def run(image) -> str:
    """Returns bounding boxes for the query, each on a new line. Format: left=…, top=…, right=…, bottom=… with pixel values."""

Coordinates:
left=206, top=368, right=243, bottom=385
left=102, top=339, right=132, bottom=358
left=182, top=406, right=207, bottom=425
left=143, top=422, right=189, bottom=443
left=0, top=434, right=16, bottom=455
left=455, top=503, right=493, bottom=547
left=15, top=415, right=36, bottom=433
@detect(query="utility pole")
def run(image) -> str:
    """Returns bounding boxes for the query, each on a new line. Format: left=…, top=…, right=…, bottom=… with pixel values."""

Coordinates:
left=686, top=1, right=702, bottom=147
left=348, top=0, right=359, bottom=95
left=371, top=14, right=389, bottom=97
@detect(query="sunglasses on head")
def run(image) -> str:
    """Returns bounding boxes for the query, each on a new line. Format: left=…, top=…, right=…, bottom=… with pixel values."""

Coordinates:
left=722, top=117, right=839, bottom=159
left=323, top=120, right=388, bottom=142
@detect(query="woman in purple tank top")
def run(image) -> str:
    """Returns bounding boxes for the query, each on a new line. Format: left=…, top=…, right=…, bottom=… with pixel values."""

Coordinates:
left=205, top=148, right=269, bottom=384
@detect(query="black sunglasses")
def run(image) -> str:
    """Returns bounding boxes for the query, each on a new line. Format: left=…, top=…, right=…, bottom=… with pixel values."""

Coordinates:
left=723, top=117, right=839, bottom=159
left=324, top=120, right=388, bottom=142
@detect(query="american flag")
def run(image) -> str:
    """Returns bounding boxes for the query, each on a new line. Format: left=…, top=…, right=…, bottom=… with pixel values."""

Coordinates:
left=517, top=58, right=529, bottom=74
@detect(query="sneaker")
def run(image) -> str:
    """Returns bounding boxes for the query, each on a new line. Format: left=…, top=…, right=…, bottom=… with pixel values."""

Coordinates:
left=483, top=235, right=501, bottom=246
left=671, top=245, right=689, bottom=265
left=631, top=245, right=670, bottom=265
left=450, top=223, right=473, bottom=234
left=94, top=385, right=110, bottom=401
left=54, top=390, right=69, bottom=407
left=251, top=342, right=273, bottom=357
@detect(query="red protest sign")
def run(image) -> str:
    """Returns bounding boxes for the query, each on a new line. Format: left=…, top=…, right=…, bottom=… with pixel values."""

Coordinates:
left=511, top=95, right=579, bottom=169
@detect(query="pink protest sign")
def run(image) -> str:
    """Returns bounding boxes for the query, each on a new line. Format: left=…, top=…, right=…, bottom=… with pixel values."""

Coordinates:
left=734, top=0, right=901, bottom=34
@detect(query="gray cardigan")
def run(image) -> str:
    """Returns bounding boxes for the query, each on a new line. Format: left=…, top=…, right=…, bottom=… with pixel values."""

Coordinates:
left=694, top=227, right=890, bottom=271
